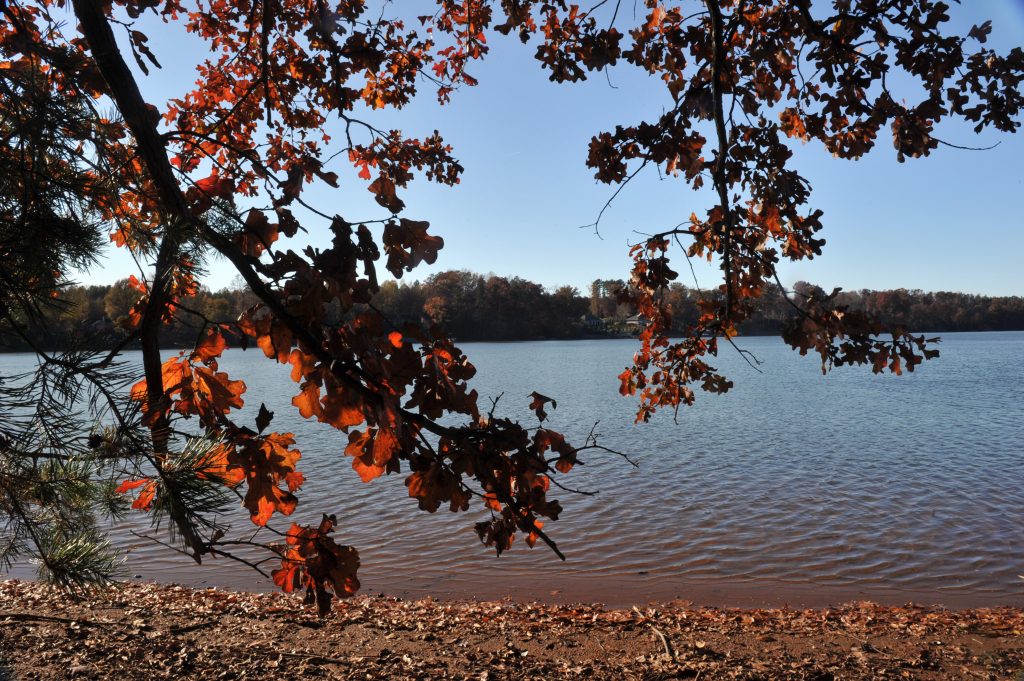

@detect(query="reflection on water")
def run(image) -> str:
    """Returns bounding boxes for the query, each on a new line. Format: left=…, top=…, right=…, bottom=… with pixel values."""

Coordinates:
left=3, top=332, right=1023, bottom=607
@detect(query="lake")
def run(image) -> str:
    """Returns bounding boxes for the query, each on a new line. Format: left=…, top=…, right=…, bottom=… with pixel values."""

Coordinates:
left=3, top=332, right=1023, bottom=607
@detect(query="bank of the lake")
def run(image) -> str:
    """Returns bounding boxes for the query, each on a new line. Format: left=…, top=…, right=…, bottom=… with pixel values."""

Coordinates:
left=2, top=580, right=1024, bottom=680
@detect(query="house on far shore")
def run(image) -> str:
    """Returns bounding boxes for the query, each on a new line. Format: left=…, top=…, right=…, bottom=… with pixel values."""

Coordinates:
left=579, top=313, right=604, bottom=331
left=624, top=313, right=650, bottom=329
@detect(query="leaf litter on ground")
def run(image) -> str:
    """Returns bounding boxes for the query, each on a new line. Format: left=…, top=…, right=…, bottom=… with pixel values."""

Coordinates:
left=1, top=580, right=1023, bottom=679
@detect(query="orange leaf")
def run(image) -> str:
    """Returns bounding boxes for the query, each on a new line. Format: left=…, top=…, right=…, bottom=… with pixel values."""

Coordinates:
left=230, top=432, right=303, bottom=526
left=246, top=483, right=297, bottom=526
left=285, top=470, right=305, bottom=492
left=382, top=218, right=443, bottom=277
left=115, top=478, right=149, bottom=493
left=192, top=327, right=227, bottom=364
left=351, top=456, right=384, bottom=483
left=198, top=443, right=245, bottom=486
left=292, top=383, right=323, bottom=420
left=345, top=430, right=384, bottom=482
left=288, top=349, right=318, bottom=383
left=193, top=366, right=245, bottom=414
left=368, top=175, right=405, bottom=213
left=116, top=478, right=156, bottom=512
left=194, top=171, right=235, bottom=199
left=535, top=428, right=577, bottom=473
left=256, top=320, right=294, bottom=363
left=272, top=549, right=303, bottom=592
left=235, top=209, right=279, bottom=257
left=320, top=389, right=365, bottom=430
left=525, top=520, right=545, bottom=548
left=528, top=391, right=557, bottom=421
left=372, top=426, right=400, bottom=466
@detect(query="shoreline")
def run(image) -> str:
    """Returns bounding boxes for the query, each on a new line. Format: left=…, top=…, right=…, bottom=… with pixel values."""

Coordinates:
left=12, top=559, right=1021, bottom=612
left=3, top=580, right=1024, bottom=679
left=104, top=572, right=1024, bottom=612
left=4, top=328, right=1024, bottom=354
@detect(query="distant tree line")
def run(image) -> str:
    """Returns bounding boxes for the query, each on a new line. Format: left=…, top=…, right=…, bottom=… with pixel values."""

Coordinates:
left=590, top=279, right=1024, bottom=337
left=0, top=280, right=261, bottom=352
left=1, top=271, right=1021, bottom=351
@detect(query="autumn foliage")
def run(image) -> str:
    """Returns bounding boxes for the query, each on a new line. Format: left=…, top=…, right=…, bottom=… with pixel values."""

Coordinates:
left=1, top=0, right=1020, bottom=613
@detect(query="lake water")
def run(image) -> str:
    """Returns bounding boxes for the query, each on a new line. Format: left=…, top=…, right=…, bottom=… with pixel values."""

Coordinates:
left=3, top=332, right=1023, bottom=607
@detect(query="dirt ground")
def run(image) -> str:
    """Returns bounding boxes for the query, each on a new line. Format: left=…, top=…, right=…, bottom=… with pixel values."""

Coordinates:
left=2, top=580, right=1023, bottom=680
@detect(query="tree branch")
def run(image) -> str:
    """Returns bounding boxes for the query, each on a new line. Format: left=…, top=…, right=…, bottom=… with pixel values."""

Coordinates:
left=71, top=0, right=206, bottom=558
left=704, top=0, right=737, bottom=319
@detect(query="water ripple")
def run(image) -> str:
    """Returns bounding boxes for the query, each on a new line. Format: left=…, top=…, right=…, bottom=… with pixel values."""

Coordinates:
left=3, top=331, right=1022, bottom=607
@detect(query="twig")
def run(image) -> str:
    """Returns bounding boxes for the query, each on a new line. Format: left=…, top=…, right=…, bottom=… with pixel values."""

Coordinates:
left=580, top=159, right=649, bottom=238
left=130, top=529, right=274, bottom=579
left=632, top=606, right=676, bottom=661
left=250, top=647, right=351, bottom=665
left=935, top=137, right=1001, bottom=152
left=0, top=613, right=106, bottom=627
left=724, top=336, right=763, bottom=373
left=829, top=629, right=894, bottom=658
left=579, top=421, right=640, bottom=468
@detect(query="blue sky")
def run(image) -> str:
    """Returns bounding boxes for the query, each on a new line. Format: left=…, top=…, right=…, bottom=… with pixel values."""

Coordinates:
left=79, top=1, right=1024, bottom=296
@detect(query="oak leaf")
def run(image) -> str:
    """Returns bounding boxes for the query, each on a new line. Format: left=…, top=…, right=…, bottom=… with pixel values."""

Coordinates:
left=192, top=327, right=227, bottom=365
left=115, top=478, right=156, bottom=511
left=528, top=391, right=557, bottom=421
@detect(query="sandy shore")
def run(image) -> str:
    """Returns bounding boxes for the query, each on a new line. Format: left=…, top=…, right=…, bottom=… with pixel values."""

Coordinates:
left=2, top=580, right=1024, bottom=679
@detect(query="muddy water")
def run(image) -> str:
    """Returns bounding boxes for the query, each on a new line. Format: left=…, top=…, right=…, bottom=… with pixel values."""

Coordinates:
left=4, top=332, right=1023, bottom=607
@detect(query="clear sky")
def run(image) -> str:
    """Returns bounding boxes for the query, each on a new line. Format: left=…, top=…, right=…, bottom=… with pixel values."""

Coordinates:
left=77, top=1, right=1024, bottom=297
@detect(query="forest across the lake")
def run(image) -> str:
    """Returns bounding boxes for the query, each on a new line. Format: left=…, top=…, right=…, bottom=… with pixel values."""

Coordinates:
left=6, top=271, right=1023, bottom=351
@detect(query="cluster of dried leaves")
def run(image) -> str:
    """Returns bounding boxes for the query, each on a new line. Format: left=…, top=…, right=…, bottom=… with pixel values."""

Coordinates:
left=3, top=0, right=1021, bottom=606
left=612, top=0, right=1022, bottom=421
left=2, top=580, right=1024, bottom=679
left=3, top=0, right=610, bottom=605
